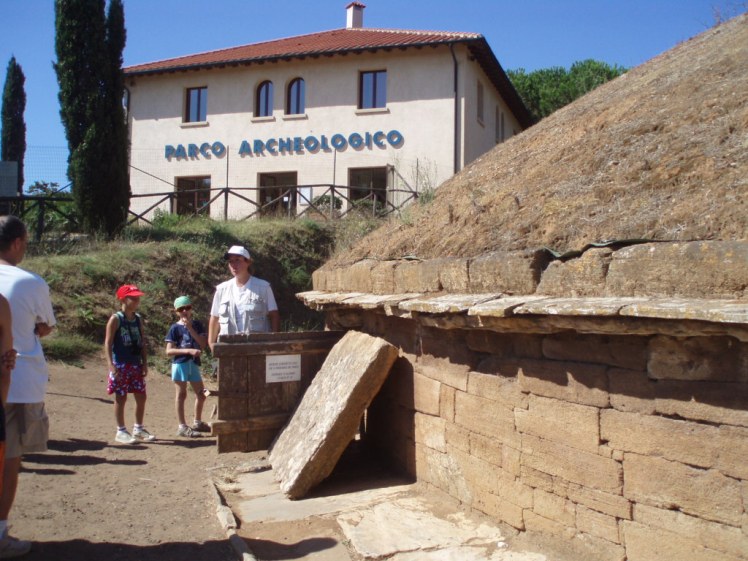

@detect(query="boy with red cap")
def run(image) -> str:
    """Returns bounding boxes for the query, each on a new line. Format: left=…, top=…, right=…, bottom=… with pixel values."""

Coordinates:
left=104, top=284, right=156, bottom=444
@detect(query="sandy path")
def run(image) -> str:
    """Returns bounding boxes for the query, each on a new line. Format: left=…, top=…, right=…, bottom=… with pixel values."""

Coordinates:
left=9, top=357, right=246, bottom=561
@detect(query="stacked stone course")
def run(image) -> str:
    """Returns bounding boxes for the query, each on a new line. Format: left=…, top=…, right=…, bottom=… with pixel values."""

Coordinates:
left=365, top=323, right=748, bottom=561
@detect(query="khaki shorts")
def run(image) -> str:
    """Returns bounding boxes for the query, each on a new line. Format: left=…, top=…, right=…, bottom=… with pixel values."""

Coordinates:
left=5, top=403, right=49, bottom=459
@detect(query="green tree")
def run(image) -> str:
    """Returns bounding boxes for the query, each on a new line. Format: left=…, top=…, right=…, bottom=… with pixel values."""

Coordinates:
left=1, top=56, right=27, bottom=194
left=508, top=60, right=626, bottom=121
left=101, top=0, right=130, bottom=233
left=568, top=59, right=627, bottom=98
left=54, top=0, right=130, bottom=236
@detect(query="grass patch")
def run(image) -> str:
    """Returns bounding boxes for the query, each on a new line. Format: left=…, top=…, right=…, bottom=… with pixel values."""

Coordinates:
left=43, top=333, right=101, bottom=363
left=23, top=215, right=381, bottom=361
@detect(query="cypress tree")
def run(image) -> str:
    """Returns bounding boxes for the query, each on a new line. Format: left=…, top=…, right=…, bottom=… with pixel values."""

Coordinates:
left=102, top=0, right=130, bottom=235
left=1, top=57, right=27, bottom=194
left=55, top=0, right=129, bottom=236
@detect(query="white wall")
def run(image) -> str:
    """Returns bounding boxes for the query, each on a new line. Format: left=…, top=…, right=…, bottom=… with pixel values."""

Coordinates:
left=459, top=47, right=522, bottom=167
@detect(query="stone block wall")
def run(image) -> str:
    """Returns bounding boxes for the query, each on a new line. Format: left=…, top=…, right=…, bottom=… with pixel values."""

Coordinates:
left=364, top=314, right=748, bottom=561
left=314, top=241, right=748, bottom=299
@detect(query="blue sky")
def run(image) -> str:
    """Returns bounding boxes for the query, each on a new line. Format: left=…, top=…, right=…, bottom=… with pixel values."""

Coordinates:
left=0, top=0, right=744, bottom=188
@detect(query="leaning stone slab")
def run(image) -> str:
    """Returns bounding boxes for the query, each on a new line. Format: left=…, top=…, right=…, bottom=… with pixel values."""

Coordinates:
left=269, top=331, right=398, bottom=499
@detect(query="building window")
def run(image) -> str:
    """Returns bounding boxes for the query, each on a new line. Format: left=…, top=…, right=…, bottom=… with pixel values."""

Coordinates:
left=185, top=87, right=207, bottom=122
left=174, top=176, right=211, bottom=215
left=359, top=70, right=386, bottom=109
left=477, top=81, right=484, bottom=124
left=259, top=172, right=297, bottom=216
left=122, top=87, right=130, bottom=118
left=256, top=81, right=274, bottom=117
left=286, top=78, right=305, bottom=115
left=349, top=167, right=387, bottom=215
left=495, top=106, right=505, bottom=144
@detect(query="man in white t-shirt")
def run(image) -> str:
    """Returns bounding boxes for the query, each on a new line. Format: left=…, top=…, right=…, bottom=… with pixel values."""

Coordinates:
left=208, top=245, right=280, bottom=352
left=0, top=216, right=56, bottom=557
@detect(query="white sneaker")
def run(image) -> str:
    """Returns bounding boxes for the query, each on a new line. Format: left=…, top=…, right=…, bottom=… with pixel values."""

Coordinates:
left=115, top=430, right=137, bottom=444
left=177, top=425, right=199, bottom=438
left=132, top=427, right=156, bottom=442
left=0, top=529, right=31, bottom=558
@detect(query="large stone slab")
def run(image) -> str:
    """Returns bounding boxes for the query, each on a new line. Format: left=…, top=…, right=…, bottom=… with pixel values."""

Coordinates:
left=269, top=330, right=398, bottom=499
left=605, top=241, right=748, bottom=298
left=536, top=247, right=612, bottom=297
left=468, top=250, right=551, bottom=294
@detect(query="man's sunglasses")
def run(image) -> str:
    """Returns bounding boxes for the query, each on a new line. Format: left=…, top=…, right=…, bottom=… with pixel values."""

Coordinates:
left=177, top=306, right=192, bottom=312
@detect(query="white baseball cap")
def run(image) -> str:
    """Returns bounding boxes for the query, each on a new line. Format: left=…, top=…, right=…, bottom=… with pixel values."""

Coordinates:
left=224, top=245, right=251, bottom=260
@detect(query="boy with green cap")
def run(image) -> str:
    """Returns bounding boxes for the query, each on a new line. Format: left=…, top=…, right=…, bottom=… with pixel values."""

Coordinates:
left=165, top=296, right=209, bottom=438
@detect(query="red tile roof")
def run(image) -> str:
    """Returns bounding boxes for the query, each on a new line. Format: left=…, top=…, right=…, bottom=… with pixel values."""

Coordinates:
left=125, top=28, right=482, bottom=74
left=124, top=27, right=534, bottom=127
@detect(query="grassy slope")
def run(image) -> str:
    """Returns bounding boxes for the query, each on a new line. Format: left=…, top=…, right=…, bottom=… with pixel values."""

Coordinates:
left=23, top=216, right=377, bottom=367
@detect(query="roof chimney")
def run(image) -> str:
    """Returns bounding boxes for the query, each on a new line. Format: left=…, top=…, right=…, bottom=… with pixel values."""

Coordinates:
left=346, top=2, right=365, bottom=29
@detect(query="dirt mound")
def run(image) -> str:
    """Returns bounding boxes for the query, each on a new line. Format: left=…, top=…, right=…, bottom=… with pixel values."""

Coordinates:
left=332, top=14, right=747, bottom=266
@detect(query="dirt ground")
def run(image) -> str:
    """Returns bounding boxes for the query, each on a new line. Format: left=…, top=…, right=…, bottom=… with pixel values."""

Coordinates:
left=9, top=357, right=250, bottom=561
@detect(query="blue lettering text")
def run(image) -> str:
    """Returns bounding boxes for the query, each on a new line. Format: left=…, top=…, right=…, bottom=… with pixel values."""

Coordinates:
left=304, top=136, right=320, bottom=152
left=387, top=130, right=404, bottom=147
left=211, top=142, right=226, bottom=157
left=238, top=140, right=252, bottom=156
left=331, top=134, right=346, bottom=150
left=278, top=138, right=292, bottom=153
left=349, top=133, right=363, bottom=149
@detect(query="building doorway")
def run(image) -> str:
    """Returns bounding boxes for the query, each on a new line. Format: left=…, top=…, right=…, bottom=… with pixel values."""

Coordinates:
left=348, top=167, right=388, bottom=215
left=258, top=172, right=297, bottom=217
left=175, top=176, right=211, bottom=216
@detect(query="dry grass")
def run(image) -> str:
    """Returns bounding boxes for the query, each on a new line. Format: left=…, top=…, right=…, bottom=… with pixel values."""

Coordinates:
left=331, top=14, right=748, bottom=266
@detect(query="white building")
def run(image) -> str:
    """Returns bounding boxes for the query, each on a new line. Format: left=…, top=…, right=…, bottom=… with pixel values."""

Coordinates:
left=123, top=3, right=532, bottom=221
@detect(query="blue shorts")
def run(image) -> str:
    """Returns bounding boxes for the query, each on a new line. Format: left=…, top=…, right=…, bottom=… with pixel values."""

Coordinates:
left=171, top=361, right=203, bottom=383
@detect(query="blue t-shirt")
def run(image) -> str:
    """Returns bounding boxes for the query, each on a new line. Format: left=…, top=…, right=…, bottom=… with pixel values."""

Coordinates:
left=165, top=320, right=206, bottom=365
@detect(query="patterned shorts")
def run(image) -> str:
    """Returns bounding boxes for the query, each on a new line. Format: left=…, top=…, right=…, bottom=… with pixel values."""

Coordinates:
left=107, top=362, right=146, bottom=396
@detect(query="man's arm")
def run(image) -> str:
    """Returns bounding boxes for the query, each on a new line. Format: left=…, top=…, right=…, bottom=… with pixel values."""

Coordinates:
left=208, top=315, right=219, bottom=353
left=35, top=279, right=56, bottom=338
left=34, top=322, right=54, bottom=337
left=0, top=295, right=14, bottom=404
left=268, top=310, right=280, bottom=332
